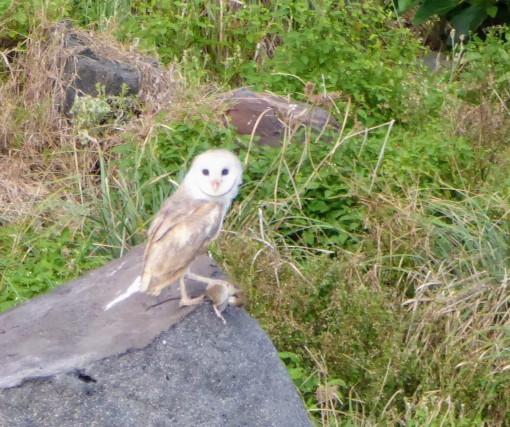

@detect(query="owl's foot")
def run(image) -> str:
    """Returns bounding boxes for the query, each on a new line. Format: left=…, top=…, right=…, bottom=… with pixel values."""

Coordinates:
left=179, top=295, right=206, bottom=307
left=179, top=274, right=206, bottom=307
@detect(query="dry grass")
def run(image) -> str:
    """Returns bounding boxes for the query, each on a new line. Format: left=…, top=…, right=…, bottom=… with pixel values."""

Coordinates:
left=359, top=186, right=510, bottom=424
left=217, top=163, right=510, bottom=425
left=0, top=156, right=48, bottom=220
left=0, top=20, right=236, bottom=225
left=452, top=98, right=510, bottom=184
left=454, top=99, right=510, bottom=145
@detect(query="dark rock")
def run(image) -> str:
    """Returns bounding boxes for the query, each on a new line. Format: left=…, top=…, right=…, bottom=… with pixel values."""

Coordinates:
left=225, top=87, right=339, bottom=146
left=0, top=246, right=311, bottom=426
left=63, top=33, right=140, bottom=114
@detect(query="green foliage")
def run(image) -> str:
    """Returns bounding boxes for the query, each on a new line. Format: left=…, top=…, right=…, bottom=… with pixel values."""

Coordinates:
left=155, top=118, right=239, bottom=176
left=446, top=29, right=510, bottom=185
left=0, top=222, right=110, bottom=311
left=302, top=263, right=403, bottom=392
left=396, top=0, right=510, bottom=40
left=218, top=238, right=405, bottom=421
left=112, top=0, right=428, bottom=122
left=70, top=83, right=139, bottom=145
left=244, top=1, right=426, bottom=122
left=232, top=119, right=477, bottom=254
left=70, top=0, right=131, bottom=31
left=0, top=0, right=29, bottom=43
left=240, top=141, right=366, bottom=250
left=383, top=124, right=474, bottom=188
left=115, top=0, right=275, bottom=83
left=278, top=351, right=320, bottom=397
left=89, top=135, right=169, bottom=257
left=422, top=193, right=510, bottom=277
left=456, top=27, right=510, bottom=101
left=0, top=0, right=72, bottom=45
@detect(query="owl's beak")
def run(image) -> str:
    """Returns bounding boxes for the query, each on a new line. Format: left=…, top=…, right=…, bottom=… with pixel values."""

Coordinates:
left=211, top=180, right=220, bottom=191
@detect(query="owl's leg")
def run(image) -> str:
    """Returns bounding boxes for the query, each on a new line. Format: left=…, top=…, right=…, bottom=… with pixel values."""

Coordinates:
left=185, top=272, right=229, bottom=288
left=179, top=274, right=205, bottom=307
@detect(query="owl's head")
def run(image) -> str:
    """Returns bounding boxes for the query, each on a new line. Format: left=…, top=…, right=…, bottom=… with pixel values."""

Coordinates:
left=184, top=149, right=243, bottom=202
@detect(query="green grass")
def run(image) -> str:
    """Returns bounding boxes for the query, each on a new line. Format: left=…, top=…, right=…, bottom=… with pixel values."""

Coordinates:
left=0, top=172, right=111, bottom=310
left=212, top=129, right=510, bottom=425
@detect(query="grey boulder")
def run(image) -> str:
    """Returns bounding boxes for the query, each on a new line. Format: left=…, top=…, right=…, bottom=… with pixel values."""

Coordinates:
left=0, top=246, right=312, bottom=426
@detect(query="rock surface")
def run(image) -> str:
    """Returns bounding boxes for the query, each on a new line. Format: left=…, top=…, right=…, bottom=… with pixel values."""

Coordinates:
left=0, top=246, right=311, bottom=426
left=225, top=86, right=339, bottom=146
left=63, top=31, right=141, bottom=114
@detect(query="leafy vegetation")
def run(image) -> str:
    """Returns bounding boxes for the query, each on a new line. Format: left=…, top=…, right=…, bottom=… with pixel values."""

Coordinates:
left=396, top=0, right=510, bottom=41
left=0, top=182, right=111, bottom=310
left=1, top=0, right=510, bottom=425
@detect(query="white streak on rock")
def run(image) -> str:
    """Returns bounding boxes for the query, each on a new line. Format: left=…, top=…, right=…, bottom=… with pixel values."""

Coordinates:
left=104, top=276, right=141, bottom=310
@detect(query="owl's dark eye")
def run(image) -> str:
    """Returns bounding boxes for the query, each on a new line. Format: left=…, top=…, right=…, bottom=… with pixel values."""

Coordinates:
left=221, top=168, right=229, bottom=176
left=202, top=169, right=209, bottom=176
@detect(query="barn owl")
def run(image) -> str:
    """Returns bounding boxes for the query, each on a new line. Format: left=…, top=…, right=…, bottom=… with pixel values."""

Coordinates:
left=139, top=149, right=243, bottom=315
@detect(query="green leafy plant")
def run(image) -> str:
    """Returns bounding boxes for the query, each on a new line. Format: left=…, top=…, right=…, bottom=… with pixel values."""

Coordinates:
left=445, top=29, right=510, bottom=186
left=113, top=0, right=430, bottom=123
left=242, top=1, right=427, bottom=123
left=70, top=0, right=131, bottom=31
left=382, top=123, right=474, bottom=189
left=396, top=0, right=510, bottom=40
left=155, top=118, right=239, bottom=175
left=115, top=0, right=275, bottom=84
left=0, top=222, right=110, bottom=311
left=0, top=0, right=73, bottom=47
left=70, top=83, right=139, bottom=145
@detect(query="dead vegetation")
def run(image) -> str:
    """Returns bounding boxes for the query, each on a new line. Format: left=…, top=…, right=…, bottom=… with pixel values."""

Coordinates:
left=217, top=178, right=510, bottom=425
left=0, top=157, right=48, bottom=220
left=0, top=21, right=203, bottom=221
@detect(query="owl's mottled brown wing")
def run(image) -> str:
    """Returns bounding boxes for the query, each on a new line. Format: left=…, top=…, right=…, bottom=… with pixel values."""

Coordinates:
left=140, top=196, right=224, bottom=296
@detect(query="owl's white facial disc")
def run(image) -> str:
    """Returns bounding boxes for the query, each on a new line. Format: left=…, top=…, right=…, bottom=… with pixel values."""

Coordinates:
left=184, top=149, right=243, bottom=201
